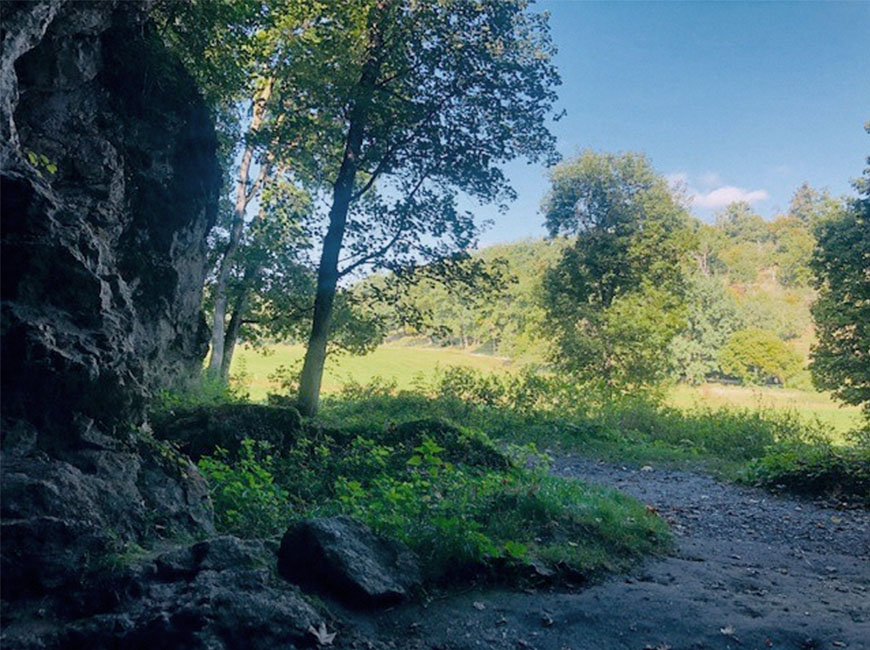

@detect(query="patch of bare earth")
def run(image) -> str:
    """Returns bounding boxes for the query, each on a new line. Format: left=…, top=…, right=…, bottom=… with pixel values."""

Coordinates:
left=341, top=456, right=869, bottom=650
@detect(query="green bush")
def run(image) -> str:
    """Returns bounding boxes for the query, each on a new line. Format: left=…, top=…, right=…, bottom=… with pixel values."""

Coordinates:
left=318, top=371, right=851, bottom=488
left=198, top=439, right=292, bottom=537
left=332, top=436, right=669, bottom=581
left=747, top=443, right=870, bottom=505
left=718, top=327, right=802, bottom=386
left=195, top=413, right=670, bottom=582
left=153, top=372, right=248, bottom=414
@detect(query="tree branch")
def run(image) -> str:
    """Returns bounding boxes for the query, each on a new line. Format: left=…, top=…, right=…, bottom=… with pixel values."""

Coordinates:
left=339, top=170, right=430, bottom=278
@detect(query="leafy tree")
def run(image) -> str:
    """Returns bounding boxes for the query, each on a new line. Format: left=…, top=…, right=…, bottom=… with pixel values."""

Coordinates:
left=157, top=1, right=325, bottom=378
left=715, top=202, right=770, bottom=244
left=788, top=182, right=842, bottom=226
left=394, top=238, right=568, bottom=359
left=543, top=151, right=694, bottom=391
left=810, top=132, right=870, bottom=419
left=555, top=284, right=688, bottom=390
left=669, top=275, right=744, bottom=384
left=770, top=216, right=815, bottom=287
left=287, top=0, right=561, bottom=415
left=214, top=179, right=387, bottom=380
left=718, top=241, right=766, bottom=284
left=719, top=328, right=802, bottom=386
left=734, top=285, right=811, bottom=341
left=691, top=222, right=728, bottom=276
left=214, top=179, right=313, bottom=379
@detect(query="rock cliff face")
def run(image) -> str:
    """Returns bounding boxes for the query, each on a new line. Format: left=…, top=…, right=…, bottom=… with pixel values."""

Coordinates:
left=0, top=0, right=218, bottom=615
left=0, top=7, right=362, bottom=648
left=1, top=0, right=218, bottom=433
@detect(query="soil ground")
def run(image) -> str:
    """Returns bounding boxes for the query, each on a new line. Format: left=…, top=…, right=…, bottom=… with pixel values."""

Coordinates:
left=342, top=456, right=870, bottom=650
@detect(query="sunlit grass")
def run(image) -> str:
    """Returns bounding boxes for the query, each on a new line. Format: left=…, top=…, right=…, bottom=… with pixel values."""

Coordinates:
left=231, top=343, right=861, bottom=436
left=667, top=383, right=861, bottom=440
left=231, top=342, right=511, bottom=399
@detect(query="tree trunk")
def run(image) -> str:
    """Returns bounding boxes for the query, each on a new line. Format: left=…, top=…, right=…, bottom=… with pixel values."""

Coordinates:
left=219, top=260, right=260, bottom=382
left=296, top=156, right=361, bottom=415
left=207, top=79, right=273, bottom=378
left=220, top=301, right=244, bottom=383
left=297, top=11, right=386, bottom=416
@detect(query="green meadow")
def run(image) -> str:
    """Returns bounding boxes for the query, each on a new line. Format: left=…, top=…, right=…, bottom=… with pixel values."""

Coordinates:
left=231, top=343, right=862, bottom=436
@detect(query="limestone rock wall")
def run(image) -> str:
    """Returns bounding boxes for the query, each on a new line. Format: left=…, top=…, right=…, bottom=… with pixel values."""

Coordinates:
left=1, top=0, right=219, bottom=435
left=0, top=0, right=220, bottom=610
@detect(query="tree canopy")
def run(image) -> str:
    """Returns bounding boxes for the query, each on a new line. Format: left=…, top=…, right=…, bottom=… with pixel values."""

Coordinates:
left=288, top=0, right=562, bottom=414
left=542, top=151, right=694, bottom=391
left=810, top=133, right=870, bottom=419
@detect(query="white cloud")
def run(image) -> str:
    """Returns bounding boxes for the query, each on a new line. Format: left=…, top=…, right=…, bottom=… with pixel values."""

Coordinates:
left=699, top=171, right=723, bottom=188
left=690, top=186, right=769, bottom=209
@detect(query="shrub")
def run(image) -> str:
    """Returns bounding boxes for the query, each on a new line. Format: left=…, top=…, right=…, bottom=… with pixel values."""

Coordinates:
left=718, top=327, right=802, bottom=386
left=195, top=415, right=670, bottom=583
left=333, top=435, right=669, bottom=580
left=747, top=443, right=870, bottom=505
left=153, top=372, right=248, bottom=414
left=198, top=439, right=292, bottom=537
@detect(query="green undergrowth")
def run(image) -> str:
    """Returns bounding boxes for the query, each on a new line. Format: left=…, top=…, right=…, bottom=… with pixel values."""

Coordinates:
left=188, top=365, right=867, bottom=592
left=745, top=441, right=870, bottom=505
left=195, top=412, right=670, bottom=584
left=316, top=368, right=870, bottom=505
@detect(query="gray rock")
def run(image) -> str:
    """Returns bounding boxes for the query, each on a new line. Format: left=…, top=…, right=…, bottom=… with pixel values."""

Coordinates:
left=0, top=4, right=330, bottom=649
left=278, top=515, right=422, bottom=608
left=0, top=0, right=218, bottom=621
left=3, top=536, right=322, bottom=650
left=1, top=0, right=219, bottom=435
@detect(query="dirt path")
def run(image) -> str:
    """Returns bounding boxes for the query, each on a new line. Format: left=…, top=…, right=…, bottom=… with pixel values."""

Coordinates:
left=349, top=456, right=870, bottom=650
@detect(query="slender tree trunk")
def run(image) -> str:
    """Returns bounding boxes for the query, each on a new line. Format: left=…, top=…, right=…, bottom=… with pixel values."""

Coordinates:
left=219, top=260, right=260, bottom=382
left=297, top=12, right=386, bottom=416
left=207, top=79, right=273, bottom=378
left=296, top=163, right=359, bottom=415
left=221, top=301, right=245, bottom=383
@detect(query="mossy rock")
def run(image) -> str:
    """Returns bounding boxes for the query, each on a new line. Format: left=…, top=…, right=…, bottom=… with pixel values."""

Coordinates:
left=386, top=418, right=510, bottom=470
left=152, top=404, right=302, bottom=460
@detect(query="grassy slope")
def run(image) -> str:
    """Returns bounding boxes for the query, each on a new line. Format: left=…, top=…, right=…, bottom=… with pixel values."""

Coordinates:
left=232, top=343, right=861, bottom=435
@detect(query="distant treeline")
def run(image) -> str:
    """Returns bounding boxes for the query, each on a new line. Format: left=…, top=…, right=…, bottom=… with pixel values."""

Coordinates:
left=389, top=181, right=844, bottom=389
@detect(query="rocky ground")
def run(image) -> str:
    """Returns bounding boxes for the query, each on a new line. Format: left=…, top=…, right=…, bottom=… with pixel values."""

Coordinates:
left=346, top=456, right=869, bottom=650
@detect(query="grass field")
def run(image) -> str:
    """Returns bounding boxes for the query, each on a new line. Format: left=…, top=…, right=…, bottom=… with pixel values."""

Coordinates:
left=668, top=383, right=862, bottom=434
left=232, top=343, right=511, bottom=399
left=232, top=343, right=862, bottom=434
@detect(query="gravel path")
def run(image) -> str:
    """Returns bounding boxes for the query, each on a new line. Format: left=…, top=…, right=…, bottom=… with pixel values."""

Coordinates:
left=350, top=456, right=870, bottom=650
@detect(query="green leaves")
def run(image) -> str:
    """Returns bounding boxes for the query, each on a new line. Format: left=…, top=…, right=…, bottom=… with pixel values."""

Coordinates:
left=198, top=439, right=292, bottom=537
left=542, top=151, right=694, bottom=393
left=718, top=328, right=802, bottom=386
left=809, top=167, right=870, bottom=416
left=25, top=150, right=58, bottom=177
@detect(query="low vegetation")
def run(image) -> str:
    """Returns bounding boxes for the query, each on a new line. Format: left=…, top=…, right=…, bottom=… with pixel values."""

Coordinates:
left=230, top=343, right=863, bottom=434
left=190, top=405, right=670, bottom=584
left=163, top=357, right=868, bottom=598
left=314, top=367, right=870, bottom=506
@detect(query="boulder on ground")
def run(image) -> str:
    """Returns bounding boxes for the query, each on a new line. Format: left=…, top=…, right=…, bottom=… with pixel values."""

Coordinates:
left=278, top=515, right=421, bottom=608
left=152, top=404, right=302, bottom=460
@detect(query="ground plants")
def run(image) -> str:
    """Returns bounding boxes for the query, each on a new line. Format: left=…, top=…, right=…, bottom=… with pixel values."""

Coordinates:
left=315, top=368, right=870, bottom=504
left=193, top=404, right=670, bottom=584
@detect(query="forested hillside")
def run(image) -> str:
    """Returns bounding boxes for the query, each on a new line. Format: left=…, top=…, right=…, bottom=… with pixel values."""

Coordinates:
left=394, top=178, right=843, bottom=390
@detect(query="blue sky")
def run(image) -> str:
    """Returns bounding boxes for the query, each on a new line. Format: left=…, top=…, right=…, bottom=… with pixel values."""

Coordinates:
left=473, top=0, right=870, bottom=247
